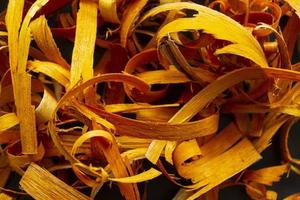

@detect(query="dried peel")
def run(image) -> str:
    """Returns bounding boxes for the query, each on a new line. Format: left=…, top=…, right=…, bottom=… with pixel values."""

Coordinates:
left=1, top=0, right=300, bottom=200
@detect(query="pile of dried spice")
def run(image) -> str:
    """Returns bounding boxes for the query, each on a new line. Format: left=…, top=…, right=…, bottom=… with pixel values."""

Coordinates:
left=0, top=0, right=300, bottom=199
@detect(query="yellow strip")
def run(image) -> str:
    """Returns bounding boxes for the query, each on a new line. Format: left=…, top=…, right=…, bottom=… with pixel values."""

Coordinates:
left=0, top=113, right=19, bottom=132
left=70, top=0, right=98, bottom=88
